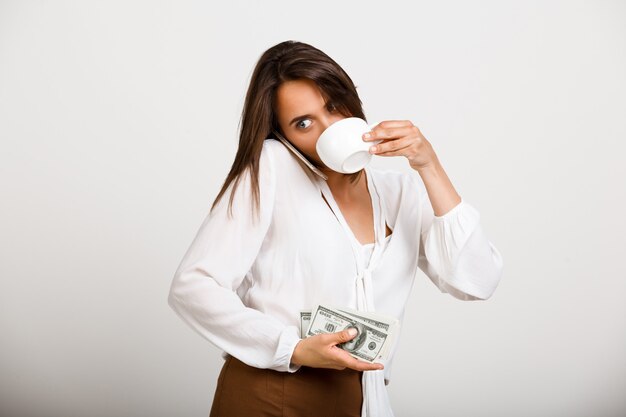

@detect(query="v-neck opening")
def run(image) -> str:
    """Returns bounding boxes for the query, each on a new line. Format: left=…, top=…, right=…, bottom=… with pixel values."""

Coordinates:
left=313, top=166, right=389, bottom=312
left=315, top=166, right=390, bottom=252
left=360, top=232, right=393, bottom=247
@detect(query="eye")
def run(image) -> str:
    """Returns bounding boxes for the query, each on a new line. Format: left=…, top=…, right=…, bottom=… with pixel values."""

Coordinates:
left=296, top=119, right=312, bottom=129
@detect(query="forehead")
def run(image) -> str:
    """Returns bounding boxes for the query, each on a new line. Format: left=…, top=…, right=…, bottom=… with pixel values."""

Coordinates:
left=275, top=79, right=327, bottom=119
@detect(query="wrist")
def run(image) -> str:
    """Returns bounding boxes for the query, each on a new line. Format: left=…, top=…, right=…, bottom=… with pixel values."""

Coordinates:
left=412, top=158, right=442, bottom=178
left=411, top=158, right=461, bottom=216
left=290, top=340, right=303, bottom=366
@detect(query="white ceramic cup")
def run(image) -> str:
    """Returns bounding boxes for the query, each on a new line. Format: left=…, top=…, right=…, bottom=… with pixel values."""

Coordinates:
left=316, top=117, right=383, bottom=174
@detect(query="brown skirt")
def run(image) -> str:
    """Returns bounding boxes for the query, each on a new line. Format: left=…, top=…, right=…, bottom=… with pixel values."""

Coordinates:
left=209, top=355, right=363, bottom=417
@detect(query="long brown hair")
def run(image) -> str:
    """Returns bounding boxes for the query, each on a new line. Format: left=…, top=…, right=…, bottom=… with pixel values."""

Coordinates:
left=210, top=40, right=368, bottom=221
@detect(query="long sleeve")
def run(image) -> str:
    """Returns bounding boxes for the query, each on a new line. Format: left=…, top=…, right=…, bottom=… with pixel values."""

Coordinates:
left=167, top=142, right=302, bottom=372
left=411, top=175, right=504, bottom=300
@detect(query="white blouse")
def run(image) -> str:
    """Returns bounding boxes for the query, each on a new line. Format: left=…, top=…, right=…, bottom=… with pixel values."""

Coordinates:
left=168, top=138, right=503, bottom=417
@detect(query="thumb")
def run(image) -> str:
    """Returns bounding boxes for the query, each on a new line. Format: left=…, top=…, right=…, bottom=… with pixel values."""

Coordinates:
left=335, top=327, right=358, bottom=343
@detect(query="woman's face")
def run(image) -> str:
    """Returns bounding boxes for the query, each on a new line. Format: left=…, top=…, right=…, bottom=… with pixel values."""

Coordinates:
left=274, top=78, right=346, bottom=167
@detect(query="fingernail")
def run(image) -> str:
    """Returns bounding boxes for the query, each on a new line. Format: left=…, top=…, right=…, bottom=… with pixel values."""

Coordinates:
left=347, top=328, right=357, bottom=337
left=363, top=132, right=371, bottom=139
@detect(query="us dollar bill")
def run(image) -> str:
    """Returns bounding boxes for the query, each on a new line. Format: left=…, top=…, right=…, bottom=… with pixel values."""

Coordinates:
left=299, top=311, right=311, bottom=338
left=336, top=307, right=400, bottom=360
left=337, top=307, right=398, bottom=332
left=305, top=304, right=393, bottom=363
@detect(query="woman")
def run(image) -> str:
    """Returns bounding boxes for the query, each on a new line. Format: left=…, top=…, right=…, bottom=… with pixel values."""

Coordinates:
left=167, top=40, right=503, bottom=417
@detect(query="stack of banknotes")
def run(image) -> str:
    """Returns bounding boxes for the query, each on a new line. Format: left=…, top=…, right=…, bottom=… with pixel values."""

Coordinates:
left=299, top=304, right=400, bottom=364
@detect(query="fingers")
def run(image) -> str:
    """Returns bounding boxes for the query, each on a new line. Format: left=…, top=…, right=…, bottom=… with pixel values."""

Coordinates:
left=329, top=327, right=358, bottom=344
left=369, top=137, right=413, bottom=155
left=329, top=346, right=385, bottom=372
left=337, top=351, right=384, bottom=371
left=344, top=355, right=385, bottom=371
left=363, top=122, right=420, bottom=142
left=365, top=123, right=426, bottom=157
left=316, top=329, right=385, bottom=372
left=350, top=360, right=384, bottom=372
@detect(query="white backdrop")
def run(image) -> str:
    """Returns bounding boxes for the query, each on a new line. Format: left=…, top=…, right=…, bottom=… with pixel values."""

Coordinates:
left=1, top=1, right=625, bottom=416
